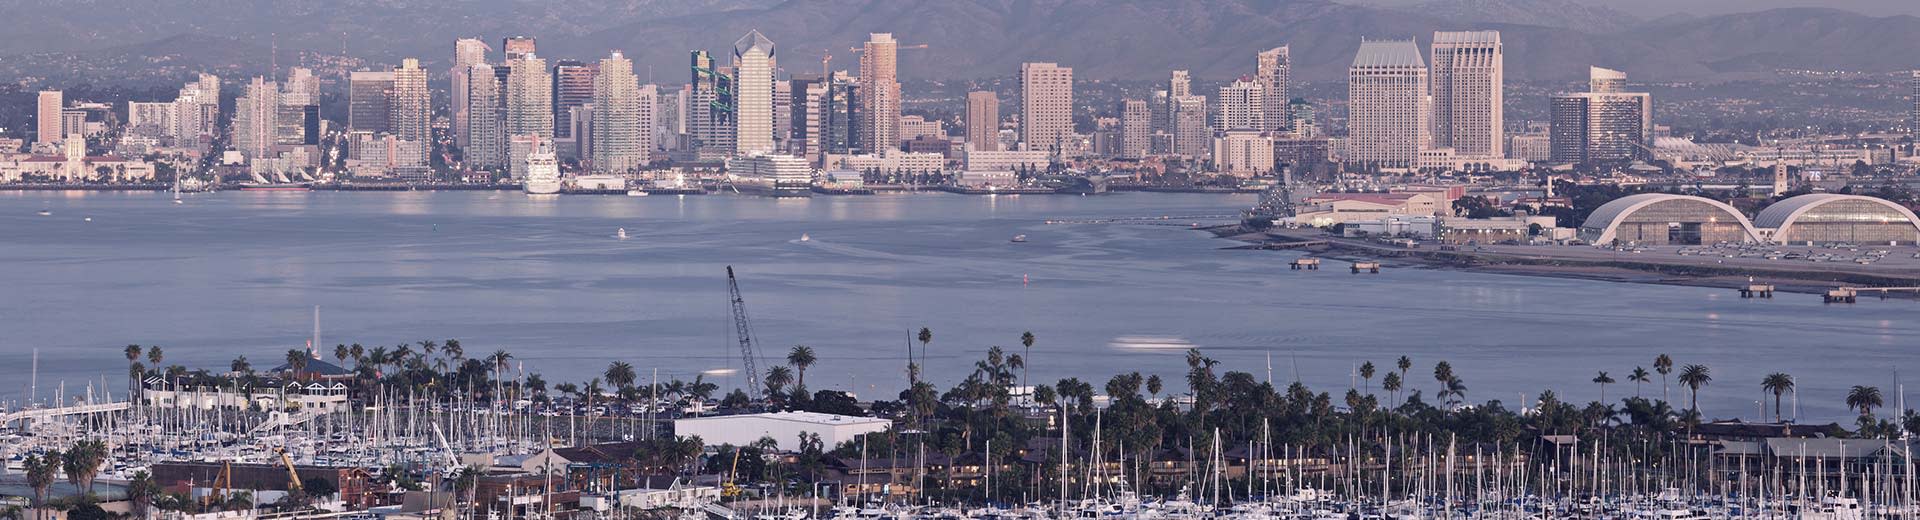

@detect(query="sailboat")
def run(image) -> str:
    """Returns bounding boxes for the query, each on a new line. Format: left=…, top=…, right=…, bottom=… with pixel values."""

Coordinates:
left=616, top=228, right=628, bottom=240
left=172, top=176, right=184, bottom=204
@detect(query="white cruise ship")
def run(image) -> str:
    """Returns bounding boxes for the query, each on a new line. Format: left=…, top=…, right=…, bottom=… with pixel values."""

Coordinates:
left=523, top=149, right=562, bottom=196
left=726, top=153, right=813, bottom=197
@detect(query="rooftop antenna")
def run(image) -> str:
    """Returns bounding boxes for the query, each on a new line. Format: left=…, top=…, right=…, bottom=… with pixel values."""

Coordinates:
left=270, top=33, right=278, bottom=77
left=312, top=305, right=321, bottom=358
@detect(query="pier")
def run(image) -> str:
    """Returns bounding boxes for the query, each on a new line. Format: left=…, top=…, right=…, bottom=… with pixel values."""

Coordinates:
left=1826, top=285, right=1920, bottom=303
left=1351, top=261, right=1381, bottom=274
left=1290, top=258, right=1321, bottom=270
left=1738, top=283, right=1775, bottom=298
left=0, top=401, right=130, bottom=427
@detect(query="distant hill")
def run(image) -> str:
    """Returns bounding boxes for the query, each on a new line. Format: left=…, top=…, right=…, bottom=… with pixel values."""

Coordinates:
left=2, top=0, right=1918, bottom=85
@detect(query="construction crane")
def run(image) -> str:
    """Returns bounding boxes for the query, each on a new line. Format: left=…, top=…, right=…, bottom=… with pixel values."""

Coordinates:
left=721, top=447, right=745, bottom=498
left=725, top=266, right=762, bottom=402
left=202, top=461, right=233, bottom=508
left=274, top=447, right=303, bottom=491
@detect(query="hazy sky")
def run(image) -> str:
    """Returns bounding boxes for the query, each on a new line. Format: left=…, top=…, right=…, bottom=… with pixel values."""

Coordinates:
left=1348, top=0, right=1920, bottom=17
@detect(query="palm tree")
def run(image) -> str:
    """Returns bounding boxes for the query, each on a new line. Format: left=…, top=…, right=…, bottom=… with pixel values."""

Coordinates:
left=24, top=452, right=57, bottom=519
left=1760, top=373, right=1794, bottom=423
left=1396, top=356, right=1412, bottom=381
left=1382, top=372, right=1403, bottom=409
left=62, top=439, right=108, bottom=495
left=915, top=327, right=933, bottom=382
left=1020, top=331, right=1036, bottom=391
left=147, top=346, right=164, bottom=370
left=285, top=349, right=309, bottom=379
left=1655, top=354, right=1674, bottom=402
left=349, top=343, right=365, bottom=368
left=1629, top=367, right=1651, bottom=397
left=452, top=465, right=483, bottom=520
left=765, top=366, right=795, bottom=400
left=334, top=344, right=350, bottom=368
left=1592, top=371, right=1616, bottom=402
left=1146, top=374, right=1163, bottom=401
left=787, top=345, right=817, bottom=390
left=127, top=470, right=159, bottom=519
left=124, top=345, right=143, bottom=399
left=231, top=356, right=252, bottom=376
left=1359, top=362, right=1376, bottom=394
left=605, top=362, right=637, bottom=392
left=1678, top=364, right=1711, bottom=415
left=1433, top=361, right=1455, bottom=404
left=1847, top=385, right=1884, bottom=419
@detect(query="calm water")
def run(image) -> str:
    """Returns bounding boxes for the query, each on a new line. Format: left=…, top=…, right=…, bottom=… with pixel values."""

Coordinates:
left=1, top=190, right=1912, bottom=422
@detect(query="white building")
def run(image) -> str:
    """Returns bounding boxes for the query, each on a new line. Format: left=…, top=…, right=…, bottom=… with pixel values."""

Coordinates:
left=1212, top=130, right=1274, bottom=176
left=829, top=150, right=945, bottom=173
left=506, top=54, right=554, bottom=139
left=733, top=31, right=777, bottom=155
left=1215, top=79, right=1264, bottom=131
left=963, top=149, right=1048, bottom=172
left=1429, top=31, right=1503, bottom=158
left=1346, top=39, right=1430, bottom=168
left=592, top=51, right=647, bottom=173
left=1256, top=46, right=1292, bottom=132
left=673, top=411, right=891, bottom=451
left=1019, top=62, right=1074, bottom=153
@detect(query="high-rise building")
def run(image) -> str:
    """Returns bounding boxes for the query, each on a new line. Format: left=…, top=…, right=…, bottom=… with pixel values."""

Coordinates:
left=773, top=80, right=793, bottom=150
left=390, top=58, right=432, bottom=164
left=1213, top=130, right=1275, bottom=176
left=592, top=51, right=646, bottom=173
left=1256, top=47, right=1292, bottom=132
left=1430, top=31, right=1503, bottom=158
left=689, top=50, right=737, bottom=156
left=824, top=72, right=859, bottom=155
left=1119, top=99, right=1150, bottom=159
left=502, top=37, right=536, bottom=61
left=1589, top=66, right=1626, bottom=94
left=553, top=60, right=597, bottom=139
left=231, top=77, right=279, bottom=162
left=733, top=30, right=777, bottom=155
left=1019, top=62, right=1073, bottom=153
left=281, top=67, right=318, bottom=106
left=1911, top=71, right=1920, bottom=141
left=1168, top=70, right=1191, bottom=98
left=1346, top=39, right=1430, bottom=168
left=859, top=33, right=900, bottom=153
left=465, top=63, right=506, bottom=170
left=36, top=90, right=62, bottom=147
left=452, top=38, right=490, bottom=149
left=1171, top=95, right=1210, bottom=159
left=506, top=55, right=554, bottom=139
left=965, top=91, right=999, bottom=152
left=788, top=77, right=826, bottom=157
left=348, top=71, right=395, bottom=134
left=1216, top=78, right=1264, bottom=131
left=1550, top=67, right=1652, bottom=164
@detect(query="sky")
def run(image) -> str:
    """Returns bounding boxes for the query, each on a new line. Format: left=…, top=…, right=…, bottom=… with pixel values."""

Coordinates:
left=1346, top=0, right=1920, bottom=17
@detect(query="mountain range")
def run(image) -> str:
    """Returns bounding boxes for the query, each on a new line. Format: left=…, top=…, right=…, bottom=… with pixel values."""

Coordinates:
left=3, top=0, right=1919, bottom=84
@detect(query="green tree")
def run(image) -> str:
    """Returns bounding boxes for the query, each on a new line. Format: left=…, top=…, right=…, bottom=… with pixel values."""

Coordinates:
left=1629, top=367, right=1651, bottom=397
left=1761, top=373, right=1794, bottom=423
left=787, top=345, right=816, bottom=391
left=605, top=361, right=637, bottom=392
left=1020, top=331, right=1036, bottom=393
left=126, top=470, right=159, bottom=519
left=765, top=366, right=794, bottom=400
left=1655, top=354, right=1674, bottom=402
left=1678, top=364, right=1711, bottom=416
left=1592, top=371, right=1615, bottom=402
left=1359, top=361, right=1376, bottom=394
left=24, top=452, right=59, bottom=518
left=62, top=439, right=108, bottom=495
left=1847, top=385, right=1884, bottom=419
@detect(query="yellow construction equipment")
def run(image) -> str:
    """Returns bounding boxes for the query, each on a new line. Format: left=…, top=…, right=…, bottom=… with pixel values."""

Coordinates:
left=721, top=448, right=744, bottom=498
left=275, top=447, right=303, bottom=491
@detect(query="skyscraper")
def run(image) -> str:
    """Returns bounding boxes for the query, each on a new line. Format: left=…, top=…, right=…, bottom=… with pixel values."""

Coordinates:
left=1171, top=95, right=1210, bottom=159
left=552, top=60, right=597, bottom=140
left=502, top=37, right=536, bottom=61
left=789, top=76, right=826, bottom=157
left=1550, top=67, right=1652, bottom=164
left=1256, top=47, right=1292, bottom=132
left=1119, top=99, right=1150, bottom=160
left=277, top=69, right=319, bottom=146
left=733, top=30, right=777, bottom=155
left=1346, top=39, right=1430, bottom=168
left=965, top=91, right=999, bottom=152
left=231, top=76, right=279, bottom=162
left=506, top=55, right=554, bottom=139
left=452, top=38, right=490, bottom=149
left=466, top=63, right=506, bottom=170
left=348, top=71, right=395, bottom=134
left=1216, top=78, right=1264, bottom=131
left=1430, top=31, right=1503, bottom=158
left=1168, top=70, right=1191, bottom=98
left=824, top=72, right=859, bottom=155
left=859, top=33, right=900, bottom=153
left=1911, top=71, right=1920, bottom=141
left=1019, top=62, right=1073, bottom=153
left=592, top=51, right=645, bottom=173
left=36, top=90, right=62, bottom=148
left=390, top=58, right=432, bottom=164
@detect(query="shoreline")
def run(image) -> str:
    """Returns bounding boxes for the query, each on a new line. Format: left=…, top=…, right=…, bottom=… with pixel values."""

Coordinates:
left=1206, top=226, right=1920, bottom=296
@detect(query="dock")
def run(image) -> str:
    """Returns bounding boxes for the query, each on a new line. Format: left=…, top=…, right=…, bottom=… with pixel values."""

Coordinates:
left=1826, top=286, right=1920, bottom=303
left=1290, top=258, right=1321, bottom=270
left=1351, top=261, right=1381, bottom=274
left=1738, top=283, right=1775, bottom=298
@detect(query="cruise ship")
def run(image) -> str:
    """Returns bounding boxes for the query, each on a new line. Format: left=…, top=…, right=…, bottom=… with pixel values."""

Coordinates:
left=522, top=149, right=561, bottom=196
left=726, top=153, right=813, bottom=197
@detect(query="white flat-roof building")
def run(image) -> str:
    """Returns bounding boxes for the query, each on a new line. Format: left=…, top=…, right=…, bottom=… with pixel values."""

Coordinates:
left=674, top=411, right=890, bottom=452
